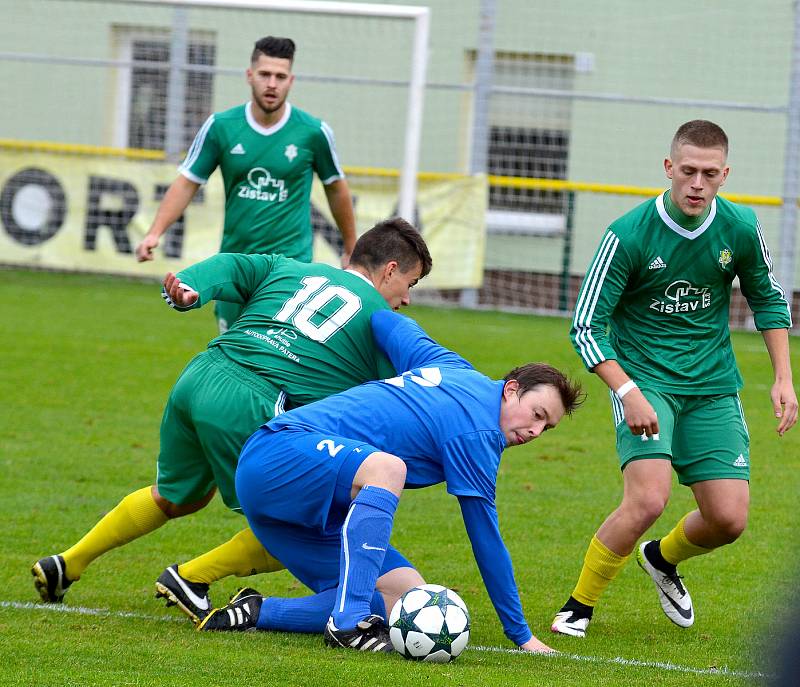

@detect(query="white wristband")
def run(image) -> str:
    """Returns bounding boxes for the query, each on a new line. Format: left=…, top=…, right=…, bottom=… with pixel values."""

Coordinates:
left=616, top=380, right=638, bottom=399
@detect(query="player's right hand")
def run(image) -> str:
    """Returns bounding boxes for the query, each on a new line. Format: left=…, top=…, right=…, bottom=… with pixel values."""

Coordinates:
left=622, top=389, right=659, bottom=438
left=162, top=272, right=199, bottom=307
left=136, top=234, right=160, bottom=262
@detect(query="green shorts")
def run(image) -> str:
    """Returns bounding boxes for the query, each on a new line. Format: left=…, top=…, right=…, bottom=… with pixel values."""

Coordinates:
left=214, top=301, right=245, bottom=334
left=156, top=347, right=283, bottom=511
left=612, top=388, right=750, bottom=485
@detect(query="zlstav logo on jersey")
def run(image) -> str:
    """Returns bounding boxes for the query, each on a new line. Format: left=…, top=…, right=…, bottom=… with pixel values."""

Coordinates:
left=238, top=167, right=289, bottom=202
left=650, top=280, right=711, bottom=314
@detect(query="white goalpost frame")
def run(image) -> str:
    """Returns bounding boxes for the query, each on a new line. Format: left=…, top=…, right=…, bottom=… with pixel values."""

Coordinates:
left=114, top=0, right=431, bottom=223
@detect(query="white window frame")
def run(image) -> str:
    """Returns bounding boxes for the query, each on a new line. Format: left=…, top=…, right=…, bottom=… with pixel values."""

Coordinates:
left=482, top=51, right=578, bottom=236
left=111, top=27, right=214, bottom=150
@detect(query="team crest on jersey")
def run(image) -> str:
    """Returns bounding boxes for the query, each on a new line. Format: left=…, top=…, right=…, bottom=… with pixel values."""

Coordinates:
left=284, top=144, right=298, bottom=162
left=718, top=248, right=732, bottom=268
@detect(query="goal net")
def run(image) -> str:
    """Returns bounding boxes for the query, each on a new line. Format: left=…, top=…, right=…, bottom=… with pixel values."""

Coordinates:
left=443, top=1, right=798, bottom=327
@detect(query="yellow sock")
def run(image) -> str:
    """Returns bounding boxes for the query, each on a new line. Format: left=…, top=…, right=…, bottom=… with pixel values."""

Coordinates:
left=61, top=486, right=168, bottom=579
left=572, top=535, right=629, bottom=607
left=659, top=513, right=711, bottom=565
left=177, top=527, right=284, bottom=585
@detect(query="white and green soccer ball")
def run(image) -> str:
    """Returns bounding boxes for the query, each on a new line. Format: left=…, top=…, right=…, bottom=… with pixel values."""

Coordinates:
left=389, top=584, right=470, bottom=663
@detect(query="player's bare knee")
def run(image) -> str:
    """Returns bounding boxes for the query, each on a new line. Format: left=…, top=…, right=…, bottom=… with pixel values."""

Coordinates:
left=353, top=452, right=406, bottom=497
left=710, top=511, right=748, bottom=544
left=381, top=454, right=407, bottom=492
left=642, top=499, right=668, bottom=526
left=622, top=495, right=667, bottom=531
left=153, top=497, right=184, bottom=518
left=152, top=486, right=215, bottom=518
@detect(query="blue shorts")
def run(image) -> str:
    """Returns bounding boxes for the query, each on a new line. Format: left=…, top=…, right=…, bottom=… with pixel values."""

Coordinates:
left=247, top=517, right=413, bottom=593
left=236, top=425, right=412, bottom=591
left=237, top=425, right=377, bottom=534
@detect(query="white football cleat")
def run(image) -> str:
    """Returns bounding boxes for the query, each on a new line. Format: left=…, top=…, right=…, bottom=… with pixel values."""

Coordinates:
left=637, top=540, right=694, bottom=628
left=551, top=607, right=592, bottom=637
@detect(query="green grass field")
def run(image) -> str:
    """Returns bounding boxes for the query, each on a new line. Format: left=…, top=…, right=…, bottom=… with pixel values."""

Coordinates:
left=1, top=268, right=797, bottom=686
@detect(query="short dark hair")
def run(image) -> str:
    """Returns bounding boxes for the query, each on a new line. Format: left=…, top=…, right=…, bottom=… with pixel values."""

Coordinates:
left=251, top=36, right=295, bottom=64
left=350, top=217, right=432, bottom=278
left=503, top=363, right=585, bottom=416
left=671, top=120, right=728, bottom=157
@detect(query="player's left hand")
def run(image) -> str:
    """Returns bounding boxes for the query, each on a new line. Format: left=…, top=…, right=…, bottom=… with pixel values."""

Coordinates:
left=340, top=252, right=352, bottom=269
left=771, top=379, right=798, bottom=435
left=519, top=636, right=556, bottom=653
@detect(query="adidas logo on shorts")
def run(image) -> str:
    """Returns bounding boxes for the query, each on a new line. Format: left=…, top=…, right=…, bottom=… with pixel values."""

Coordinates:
left=733, top=454, right=748, bottom=467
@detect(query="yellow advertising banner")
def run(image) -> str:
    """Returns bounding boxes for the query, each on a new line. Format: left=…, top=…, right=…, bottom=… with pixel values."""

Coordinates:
left=0, top=149, right=486, bottom=289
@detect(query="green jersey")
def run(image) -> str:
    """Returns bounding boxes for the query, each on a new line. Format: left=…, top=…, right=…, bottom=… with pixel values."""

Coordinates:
left=180, top=102, right=344, bottom=261
left=175, top=253, right=395, bottom=405
left=571, top=192, right=791, bottom=394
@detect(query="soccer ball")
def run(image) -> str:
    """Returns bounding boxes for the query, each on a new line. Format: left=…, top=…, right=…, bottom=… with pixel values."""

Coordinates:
left=389, top=584, right=470, bottom=663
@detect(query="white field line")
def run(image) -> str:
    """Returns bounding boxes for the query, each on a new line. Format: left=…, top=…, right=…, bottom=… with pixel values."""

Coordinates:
left=1, top=600, right=767, bottom=679
left=470, top=644, right=767, bottom=679
left=2, top=600, right=185, bottom=622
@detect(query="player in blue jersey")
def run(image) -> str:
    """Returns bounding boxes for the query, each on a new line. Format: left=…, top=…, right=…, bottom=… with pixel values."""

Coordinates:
left=197, top=311, right=583, bottom=654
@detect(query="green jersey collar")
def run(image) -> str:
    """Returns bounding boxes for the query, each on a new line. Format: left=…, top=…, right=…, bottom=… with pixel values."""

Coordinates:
left=245, top=101, right=293, bottom=136
left=345, top=268, right=376, bottom=288
left=655, top=190, right=716, bottom=240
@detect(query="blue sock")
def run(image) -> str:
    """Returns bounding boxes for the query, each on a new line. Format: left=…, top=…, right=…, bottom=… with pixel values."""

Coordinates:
left=257, top=589, right=335, bottom=632
left=371, top=589, right=386, bottom=620
left=332, top=485, right=398, bottom=629
left=257, top=589, right=387, bottom=633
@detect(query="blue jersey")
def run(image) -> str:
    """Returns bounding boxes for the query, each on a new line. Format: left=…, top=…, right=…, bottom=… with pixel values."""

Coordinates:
left=268, top=311, right=532, bottom=645
left=270, top=311, right=505, bottom=496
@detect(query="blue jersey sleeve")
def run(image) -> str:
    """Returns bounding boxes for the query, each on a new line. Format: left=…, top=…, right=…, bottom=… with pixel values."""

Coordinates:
left=457, top=495, right=532, bottom=646
left=371, top=311, right=473, bottom=374
left=442, top=432, right=504, bottom=500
